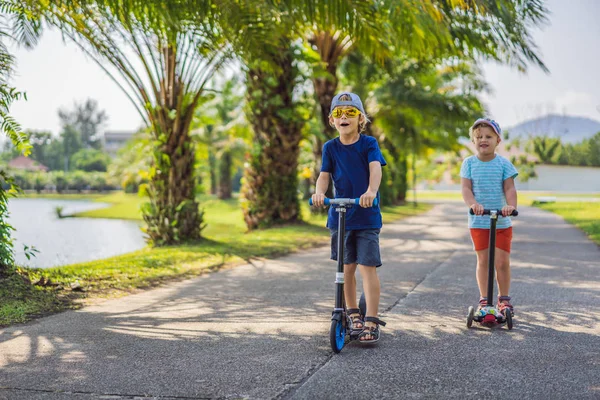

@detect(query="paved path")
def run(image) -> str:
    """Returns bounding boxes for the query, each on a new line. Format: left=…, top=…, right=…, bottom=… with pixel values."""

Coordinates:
left=1, top=203, right=598, bottom=399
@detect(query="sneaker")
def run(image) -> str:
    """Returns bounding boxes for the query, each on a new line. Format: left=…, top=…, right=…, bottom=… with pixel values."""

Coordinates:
left=498, top=296, right=514, bottom=316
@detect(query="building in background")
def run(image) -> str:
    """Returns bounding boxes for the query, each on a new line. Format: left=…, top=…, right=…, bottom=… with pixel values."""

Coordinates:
left=103, top=131, right=135, bottom=157
left=8, top=155, right=49, bottom=172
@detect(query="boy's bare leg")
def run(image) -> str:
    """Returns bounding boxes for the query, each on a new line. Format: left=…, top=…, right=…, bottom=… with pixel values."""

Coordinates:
left=475, top=249, right=489, bottom=298
left=495, top=248, right=511, bottom=296
left=359, top=264, right=380, bottom=331
left=343, top=263, right=358, bottom=309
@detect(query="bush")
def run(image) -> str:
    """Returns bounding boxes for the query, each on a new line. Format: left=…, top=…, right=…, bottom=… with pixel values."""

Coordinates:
left=44, top=171, right=117, bottom=192
left=71, top=149, right=111, bottom=172
left=11, top=170, right=33, bottom=190
left=33, top=172, right=49, bottom=193
left=52, top=171, right=68, bottom=193
left=68, top=171, right=90, bottom=192
left=379, top=148, right=407, bottom=206
left=379, top=148, right=396, bottom=206
left=90, top=172, right=116, bottom=192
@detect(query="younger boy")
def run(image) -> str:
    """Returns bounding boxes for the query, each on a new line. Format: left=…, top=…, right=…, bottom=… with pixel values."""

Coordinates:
left=460, top=118, right=518, bottom=314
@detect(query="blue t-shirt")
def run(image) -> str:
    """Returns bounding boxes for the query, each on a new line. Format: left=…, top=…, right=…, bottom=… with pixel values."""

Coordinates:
left=321, top=134, right=387, bottom=230
left=460, top=154, right=518, bottom=229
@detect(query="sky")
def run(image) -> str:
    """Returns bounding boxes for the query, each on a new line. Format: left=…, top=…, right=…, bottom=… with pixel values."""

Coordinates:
left=7, top=0, right=600, bottom=136
left=479, top=0, right=600, bottom=128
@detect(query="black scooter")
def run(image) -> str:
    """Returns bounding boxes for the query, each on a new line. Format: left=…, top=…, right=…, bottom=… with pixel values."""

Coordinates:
left=309, top=197, right=374, bottom=352
left=466, top=208, right=518, bottom=330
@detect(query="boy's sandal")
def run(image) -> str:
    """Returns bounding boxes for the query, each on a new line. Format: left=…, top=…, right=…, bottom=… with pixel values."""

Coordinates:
left=477, top=297, right=488, bottom=310
left=498, top=296, right=514, bottom=316
left=346, top=308, right=364, bottom=332
left=358, top=316, right=386, bottom=343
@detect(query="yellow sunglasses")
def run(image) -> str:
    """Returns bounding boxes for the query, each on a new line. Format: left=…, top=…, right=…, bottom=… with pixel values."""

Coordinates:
left=331, top=107, right=361, bottom=118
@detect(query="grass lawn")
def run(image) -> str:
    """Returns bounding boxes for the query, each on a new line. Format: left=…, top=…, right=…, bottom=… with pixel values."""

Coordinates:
left=533, top=201, right=600, bottom=245
left=1, top=193, right=431, bottom=326
left=69, top=191, right=146, bottom=220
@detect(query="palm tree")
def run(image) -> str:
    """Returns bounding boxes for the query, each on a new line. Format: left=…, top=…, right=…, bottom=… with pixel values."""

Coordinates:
left=28, top=0, right=236, bottom=244
left=437, top=0, right=549, bottom=73
left=300, top=1, right=443, bottom=187
left=228, top=1, right=437, bottom=225
left=368, top=56, right=485, bottom=203
left=191, top=77, right=249, bottom=199
left=213, top=1, right=308, bottom=229
left=530, top=136, right=562, bottom=164
left=0, top=0, right=41, bottom=276
left=302, top=0, right=548, bottom=188
left=0, top=0, right=38, bottom=156
left=240, top=37, right=305, bottom=229
left=193, top=114, right=249, bottom=200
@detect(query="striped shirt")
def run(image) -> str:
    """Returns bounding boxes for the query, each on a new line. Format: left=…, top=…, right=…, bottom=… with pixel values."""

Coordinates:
left=460, top=154, right=518, bottom=229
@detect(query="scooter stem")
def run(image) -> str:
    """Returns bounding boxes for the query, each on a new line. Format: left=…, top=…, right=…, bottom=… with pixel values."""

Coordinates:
left=487, top=210, right=498, bottom=306
left=335, top=206, right=347, bottom=310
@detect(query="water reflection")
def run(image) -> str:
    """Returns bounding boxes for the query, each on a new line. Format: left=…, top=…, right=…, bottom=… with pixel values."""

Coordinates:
left=7, top=198, right=146, bottom=268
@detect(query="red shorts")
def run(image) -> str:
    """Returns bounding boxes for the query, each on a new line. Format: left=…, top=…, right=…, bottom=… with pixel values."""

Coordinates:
left=470, top=227, right=513, bottom=253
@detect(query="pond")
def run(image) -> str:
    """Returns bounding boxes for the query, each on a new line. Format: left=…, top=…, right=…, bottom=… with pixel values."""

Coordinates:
left=7, top=198, right=146, bottom=269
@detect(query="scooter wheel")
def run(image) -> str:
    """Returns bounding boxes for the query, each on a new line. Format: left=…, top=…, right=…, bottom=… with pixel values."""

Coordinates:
left=467, top=306, right=475, bottom=328
left=359, top=292, right=366, bottom=318
left=504, top=309, right=513, bottom=330
left=330, top=319, right=346, bottom=353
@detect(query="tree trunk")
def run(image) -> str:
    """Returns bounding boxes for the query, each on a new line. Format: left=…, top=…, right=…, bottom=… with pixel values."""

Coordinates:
left=141, top=44, right=204, bottom=245
left=241, top=41, right=303, bottom=230
left=142, top=123, right=203, bottom=244
left=310, top=32, right=342, bottom=191
left=381, top=137, right=408, bottom=205
left=0, top=185, right=15, bottom=277
left=209, top=150, right=217, bottom=195
left=217, top=150, right=232, bottom=200
left=396, top=156, right=408, bottom=204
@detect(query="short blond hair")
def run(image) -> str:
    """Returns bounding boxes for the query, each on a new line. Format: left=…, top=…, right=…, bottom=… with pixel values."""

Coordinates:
left=469, top=122, right=498, bottom=140
left=469, top=118, right=501, bottom=140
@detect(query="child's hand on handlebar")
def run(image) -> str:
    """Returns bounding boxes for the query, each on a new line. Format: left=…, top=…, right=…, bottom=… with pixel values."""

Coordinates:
left=501, top=205, right=516, bottom=217
left=359, top=190, right=377, bottom=208
left=311, top=193, right=326, bottom=207
left=470, top=203, right=484, bottom=216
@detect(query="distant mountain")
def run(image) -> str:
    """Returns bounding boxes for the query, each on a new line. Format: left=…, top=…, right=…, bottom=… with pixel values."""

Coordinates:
left=505, top=115, right=600, bottom=144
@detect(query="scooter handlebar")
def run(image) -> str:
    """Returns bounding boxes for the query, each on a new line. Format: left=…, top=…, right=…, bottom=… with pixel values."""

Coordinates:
left=309, top=197, right=379, bottom=207
left=469, top=209, right=518, bottom=217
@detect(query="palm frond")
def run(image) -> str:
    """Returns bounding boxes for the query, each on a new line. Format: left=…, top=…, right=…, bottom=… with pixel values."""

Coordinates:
left=437, top=0, right=549, bottom=72
left=26, top=0, right=234, bottom=129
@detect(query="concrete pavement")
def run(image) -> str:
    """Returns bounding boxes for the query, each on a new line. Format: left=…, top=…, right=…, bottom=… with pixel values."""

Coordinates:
left=1, top=203, right=598, bottom=399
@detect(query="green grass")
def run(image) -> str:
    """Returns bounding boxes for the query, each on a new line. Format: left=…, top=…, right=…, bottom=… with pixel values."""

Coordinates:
left=534, top=201, right=600, bottom=245
left=0, top=272, right=70, bottom=326
left=69, top=193, right=430, bottom=238
left=534, top=193, right=600, bottom=198
left=1, top=194, right=432, bottom=327
left=72, top=192, right=146, bottom=220
left=21, top=192, right=106, bottom=200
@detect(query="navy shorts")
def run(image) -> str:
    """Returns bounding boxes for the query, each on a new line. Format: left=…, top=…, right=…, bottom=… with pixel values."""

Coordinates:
left=330, top=228, right=382, bottom=267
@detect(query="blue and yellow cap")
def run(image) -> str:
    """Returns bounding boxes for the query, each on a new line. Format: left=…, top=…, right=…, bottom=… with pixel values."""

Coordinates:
left=330, top=92, right=367, bottom=115
left=471, top=118, right=501, bottom=137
